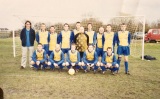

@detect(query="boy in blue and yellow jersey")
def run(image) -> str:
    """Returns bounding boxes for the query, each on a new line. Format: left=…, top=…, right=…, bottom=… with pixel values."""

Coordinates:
left=36, top=23, right=50, bottom=55
left=102, top=24, right=116, bottom=53
left=82, top=44, right=98, bottom=73
left=96, top=27, right=104, bottom=67
left=30, top=43, right=47, bottom=71
left=48, top=26, right=60, bottom=56
left=115, top=23, right=131, bottom=74
left=101, top=47, right=119, bottom=75
left=73, top=22, right=81, bottom=36
left=63, top=43, right=81, bottom=72
left=48, top=44, right=64, bottom=72
left=59, top=23, right=74, bottom=54
left=96, top=27, right=104, bottom=57
left=85, top=23, right=96, bottom=45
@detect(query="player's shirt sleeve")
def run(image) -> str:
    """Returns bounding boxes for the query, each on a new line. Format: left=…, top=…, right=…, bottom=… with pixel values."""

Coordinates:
left=36, top=32, right=39, bottom=43
left=49, top=52, right=55, bottom=63
left=57, top=52, right=64, bottom=65
left=93, top=32, right=97, bottom=45
left=47, top=32, right=50, bottom=43
left=82, top=52, right=88, bottom=64
left=32, top=51, right=37, bottom=62
left=128, top=32, right=131, bottom=45
left=76, top=52, right=81, bottom=64
left=57, top=32, right=62, bottom=44
left=101, top=53, right=107, bottom=65
left=93, top=52, right=98, bottom=65
left=70, top=31, right=74, bottom=43
left=66, top=52, right=71, bottom=63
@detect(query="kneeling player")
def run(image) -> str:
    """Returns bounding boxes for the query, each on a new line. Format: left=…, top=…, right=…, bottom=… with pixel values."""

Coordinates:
left=30, top=43, right=47, bottom=71
left=101, top=47, right=119, bottom=75
left=83, top=44, right=98, bottom=73
left=64, top=43, right=81, bottom=72
left=48, top=44, right=64, bottom=72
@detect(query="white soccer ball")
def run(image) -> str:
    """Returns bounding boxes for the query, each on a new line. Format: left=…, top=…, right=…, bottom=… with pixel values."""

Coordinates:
left=68, top=68, right=75, bottom=75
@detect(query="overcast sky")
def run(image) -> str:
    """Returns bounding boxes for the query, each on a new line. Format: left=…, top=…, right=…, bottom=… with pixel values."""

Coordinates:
left=0, top=0, right=160, bottom=29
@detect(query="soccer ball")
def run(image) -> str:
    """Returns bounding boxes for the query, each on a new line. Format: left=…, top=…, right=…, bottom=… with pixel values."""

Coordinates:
left=68, top=68, right=75, bottom=75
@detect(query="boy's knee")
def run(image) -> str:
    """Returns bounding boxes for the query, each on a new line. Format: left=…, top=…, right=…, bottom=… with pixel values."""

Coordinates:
left=30, top=61, right=35, bottom=65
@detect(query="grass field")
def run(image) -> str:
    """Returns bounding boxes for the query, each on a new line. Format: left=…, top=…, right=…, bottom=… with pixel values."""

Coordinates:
left=0, top=38, right=160, bottom=99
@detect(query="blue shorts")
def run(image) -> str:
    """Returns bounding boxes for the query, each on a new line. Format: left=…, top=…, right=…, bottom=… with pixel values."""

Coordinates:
left=96, top=47, right=103, bottom=57
left=48, top=51, right=53, bottom=56
left=61, top=48, right=70, bottom=54
left=117, top=45, right=130, bottom=56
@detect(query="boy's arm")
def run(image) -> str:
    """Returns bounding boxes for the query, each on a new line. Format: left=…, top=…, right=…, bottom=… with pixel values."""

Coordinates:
left=49, top=52, right=54, bottom=63
left=57, top=52, right=64, bottom=65
left=32, top=51, right=37, bottom=62
left=36, top=32, right=39, bottom=43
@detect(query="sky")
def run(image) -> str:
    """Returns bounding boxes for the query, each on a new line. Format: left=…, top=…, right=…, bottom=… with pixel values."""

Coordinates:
left=0, top=0, right=160, bottom=29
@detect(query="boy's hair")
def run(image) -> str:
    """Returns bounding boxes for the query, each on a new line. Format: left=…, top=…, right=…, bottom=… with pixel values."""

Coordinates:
left=71, top=43, right=76, bottom=46
left=38, top=43, right=43, bottom=46
left=107, top=47, right=112, bottom=51
left=120, top=23, right=126, bottom=26
left=87, top=23, right=92, bottom=26
left=25, top=20, right=32, bottom=28
left=50, top=25, right=55, bottom=28
left=106, top=24, right=112, bottom=27
left=41, top=23, right=46, bottom=26
left=64, top=23, right=69, bottom=27
left=76, top=22, right=81, bottom=24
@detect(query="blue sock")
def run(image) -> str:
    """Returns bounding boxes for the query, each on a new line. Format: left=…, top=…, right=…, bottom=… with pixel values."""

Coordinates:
left=82, top=66, right=87, bottom=70
left=117, top=59, right=121, bottom=71
left=94, top=65, right=98, bottom=70
left=125, top=62, right=128, bottom=73
left=100, top=66, right=106, bottom=71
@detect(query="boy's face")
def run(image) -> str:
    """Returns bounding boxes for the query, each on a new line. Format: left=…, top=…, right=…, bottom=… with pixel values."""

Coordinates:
left=71, top=45, right=76, bottom=51
left=41, top=24, right=46, bottom=31
left=76, top=23, right=81, bottom=29
left=107, top=49, right=112, bottom=55
left=37, top=45, right=43, bottom=51
left=99, top=27, right=104, bottom=33
left=25, top=22, right=31, bottom=29
left=106, top=26, right=111, bottom=32
left=80, top=27, right=84, bottom=33
left=50, top=27, right=55, bottom=33
left=121, top=25, right=126, bottom=31
left=55, top=44, right=60, bottom=51
left=88, top=46, right=94, bottom=52
left=88, top=24, right=92, bottom=30
left=64, top=25, right=69, bottom=31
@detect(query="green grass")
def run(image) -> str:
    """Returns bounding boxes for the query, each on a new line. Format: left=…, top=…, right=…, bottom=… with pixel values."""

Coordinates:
left=0, top=38, right=160, bottom=99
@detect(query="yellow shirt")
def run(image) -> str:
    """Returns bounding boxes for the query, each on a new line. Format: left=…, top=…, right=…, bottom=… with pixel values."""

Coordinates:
left=53, top=50, right=61, bottom=61
left=61, top=30, right=71, bottom=48
left=105, top=53, right=114, bottom=63
left=39, top=31, right=48, bottom=44
left=97, top=33, right=103, bottom=48
left=86, top=50, right=95, bottom=61
left=103, top=32, right=114, bottom=51
left=36, top=49, right=44, bottom=60
left=118, top=31, right=129, bottom=46
left=73, top=29, right=80, bottom=35
left=49, top=33, right=57, bottom=51
left=85, top=31, right=95, bottom=44
left=69, top=50, right=78, bottom=62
